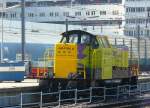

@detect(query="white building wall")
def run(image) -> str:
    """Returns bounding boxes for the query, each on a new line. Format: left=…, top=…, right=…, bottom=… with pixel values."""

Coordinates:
left=0, top=1, right=6, bottom=10
left=124, top=0, right=150, bottom=37
left=0, top=0, right=125, bottom=37
left=4, top=4, right=124, bottom=22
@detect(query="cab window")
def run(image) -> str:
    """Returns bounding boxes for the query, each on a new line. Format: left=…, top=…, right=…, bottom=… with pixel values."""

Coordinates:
left=98, top=38, right=104, bottom=48
left=81, top=35, right=90, bottom=44
left=101, top=38, right=110, bottom=48
left=60, top=36, right=67, bottom=43
left=92, top=37, right=99, bottom=49
left=60, top=34, right=78, bottom=43
left=69, top=34, right=78, bottom=43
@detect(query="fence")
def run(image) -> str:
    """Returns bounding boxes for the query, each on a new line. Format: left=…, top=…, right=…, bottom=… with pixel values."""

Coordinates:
left=1, top=82, right=150, bottom=108
left=109, top=38, right=150, bottom=66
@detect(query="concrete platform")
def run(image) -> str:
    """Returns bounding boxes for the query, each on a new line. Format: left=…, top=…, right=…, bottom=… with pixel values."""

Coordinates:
left=138, top=75, right=150, bottom=83
left=0, top=79, right=39, bottom=94
left=0, top=79, right=39, bottom=89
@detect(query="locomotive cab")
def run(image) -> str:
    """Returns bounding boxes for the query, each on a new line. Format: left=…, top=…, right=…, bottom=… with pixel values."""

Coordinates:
left=59, top=30, right=100, bottom=80
left=57, top=30, right=113, bottom=80
left=58, top=30, right=99, bottom=80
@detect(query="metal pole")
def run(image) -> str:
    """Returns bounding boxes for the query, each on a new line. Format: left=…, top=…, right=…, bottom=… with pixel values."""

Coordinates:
left=146, top=18, right=148, bottom=30
left=20, top=92, right=23, bottom=108
left=70, top=0, right=72, bottom=7
left=117, top=86, right=119, bottom=100
left=104, top=87, right=106, bottom=101
left=123, top=38, right=125, bottom=46
left=139, top=84, right=141, bottom=96
left=130, top=39, right=133, bottom=64
left=75, top=89, right=77, bottom=104
left=89, top=87, right=92, bottom=103
left=66, top=18, right=68, bottom=32
left=137, top=25, right=140, bottom=70
left=1, top=0, right=4, bottom=62
left=146, top=9, right=148, bottom=37
left=129, top=86, right=131, bottom=97
left=40, top=91, right=43, bottom=108
left=115, top=38, right=117, bottom=45
left=58, top=90, right=61, bottom=107
left=144, top=39, right=147, bottom=65
left=93, top=26, right=95, bottom=30
left=21, top=0, right=25, bottom=61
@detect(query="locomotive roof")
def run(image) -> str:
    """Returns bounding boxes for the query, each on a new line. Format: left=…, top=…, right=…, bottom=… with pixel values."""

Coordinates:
left=62, top=30, right=96, bottom=37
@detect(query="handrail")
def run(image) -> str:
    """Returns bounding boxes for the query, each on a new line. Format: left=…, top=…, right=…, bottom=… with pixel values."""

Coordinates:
left=2, top=81, right=150, bottom=107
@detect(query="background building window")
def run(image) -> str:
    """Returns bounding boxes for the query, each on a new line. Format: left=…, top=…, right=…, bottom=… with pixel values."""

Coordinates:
left=100, top=11, right=106, bottom=15
left=75, top=11, right=81, bottom=16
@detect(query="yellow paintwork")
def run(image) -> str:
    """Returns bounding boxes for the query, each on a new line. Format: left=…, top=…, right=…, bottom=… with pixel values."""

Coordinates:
left=113, top=48, right=128, bottom=67
left=102, top=66, right=112, bottom=79
left=92, top=48, right=112, bottom=79
left=101, top=48, right=112, bottom=79
left=54, top=43, right=77, bottom=78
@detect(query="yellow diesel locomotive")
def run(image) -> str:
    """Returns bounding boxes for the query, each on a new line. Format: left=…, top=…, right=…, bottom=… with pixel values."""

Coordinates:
left=32, top=30, right=139, bottom=90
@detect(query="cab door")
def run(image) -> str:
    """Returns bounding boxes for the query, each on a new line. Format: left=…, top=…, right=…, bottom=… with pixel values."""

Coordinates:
left=78, top=34, right=92, bottom=79
left=90, top=37, right=100, bottom=80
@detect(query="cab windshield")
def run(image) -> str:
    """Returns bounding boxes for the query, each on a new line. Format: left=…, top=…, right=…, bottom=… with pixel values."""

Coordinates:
left=60, top=34, right=90, bottom=44
left=60, top=34, right=78, bottom=43
left=60, top=32, right=99, bottom=48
